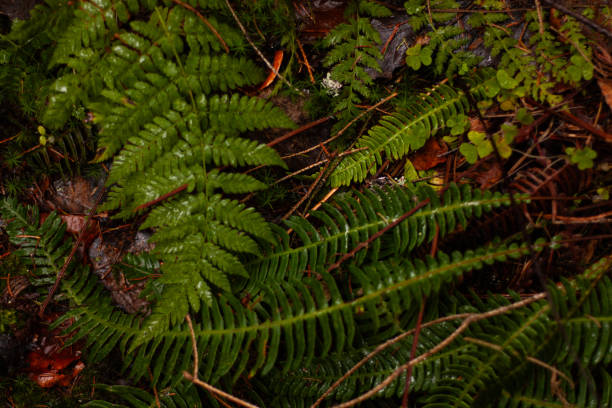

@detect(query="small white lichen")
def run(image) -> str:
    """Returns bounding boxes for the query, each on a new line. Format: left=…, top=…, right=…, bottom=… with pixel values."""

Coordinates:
left=322, top=72, right=342, bottom=97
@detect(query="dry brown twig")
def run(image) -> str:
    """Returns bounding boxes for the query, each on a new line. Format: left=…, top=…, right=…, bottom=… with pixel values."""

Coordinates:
left=327, top=198, right=431, bottom=273
left=183, top=314, right=260, bottom=408
left=401, top=297, right=426, bottom=408
left=282, top=92, right=398, bottom=160
left=462, top=336, right=574, bottom=387
left=273, top=147, right=368, bottom=185
left=39, top=187, right=105, bottom=317
left=312, top=292, right=548, bottom=408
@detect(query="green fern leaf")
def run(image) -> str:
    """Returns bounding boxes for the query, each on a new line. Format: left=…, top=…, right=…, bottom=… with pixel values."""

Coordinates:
left=85, top=382, right=202, bottom=408
left=131, top=239, right=540, bottom=384
left=330, top=69, right=494, bottom=186
left=246, top=183, right=528, bottom=291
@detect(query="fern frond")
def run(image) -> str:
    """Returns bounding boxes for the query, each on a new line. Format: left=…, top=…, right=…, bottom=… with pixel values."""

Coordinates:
left=544, top=270, right=612, bottom=367
left=423, top=295, right=553, bottom=407
left=497, top=366, right=612, bottom=408
left=134, top=191, right=275, bottom=323
left=330, top=69, right=494, bottom=186
left=264, top=322, right=467, bottom=403
left=85, top=382, right=202, bottom=408
left=43, top=2, right=295, bottom=323
left=323, top=11, right=385, bottom=122
left=246, top=183, right=528, bottom=290
left=133, top=239, right=540, bottom=383
left=358, top=0, right=392, bottom=18
left=405, top=0, right=459, bottom=31
left=0, top=198, right=76, bottom=286
left=422, top=254, right=612, bottom=408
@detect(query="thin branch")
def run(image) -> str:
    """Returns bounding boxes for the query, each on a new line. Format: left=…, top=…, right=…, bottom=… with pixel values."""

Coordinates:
left=312, top=293, right=547, bottom=408
left=463, top=337, right=574, bottom=388
left=183, top=314, right=259, bottom=408
left=539, top=0, right=612, bottom=40
left=327, top=198, right=430, bottom=273
left=273, top=147, right=367, bottom=185
left=528, top=99, right=612, bottom=144
left=401, top=297, right=426, bottom=408
left=133, top=183, right=188, bottom=212
left=267, top=116, right=333, bottom=148
left=297, top=38, right=315, bottom=84
left=39, top=187, right=105, bottom=317
left=185, top=314, right=198, bottom=378
left=282, top=92, right=398, bottom=160
left=541, top=209, right=612, bottom=224
left=282, top=158, right=331, bottom=220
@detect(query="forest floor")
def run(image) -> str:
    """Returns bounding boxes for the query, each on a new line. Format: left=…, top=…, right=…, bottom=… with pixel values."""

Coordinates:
left=1, top=0, right=612, bottom=407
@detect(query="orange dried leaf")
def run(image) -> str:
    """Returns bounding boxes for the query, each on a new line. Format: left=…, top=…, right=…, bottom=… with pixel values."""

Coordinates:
left=258, top=50, right=284, bottom=91
left=411, top=138, right=447, bottom=171
left=598, top=78, right=612, bottom=112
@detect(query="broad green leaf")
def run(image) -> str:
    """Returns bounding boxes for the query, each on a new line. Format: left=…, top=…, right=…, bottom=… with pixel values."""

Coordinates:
left=496, top=69, right=519, bottom=89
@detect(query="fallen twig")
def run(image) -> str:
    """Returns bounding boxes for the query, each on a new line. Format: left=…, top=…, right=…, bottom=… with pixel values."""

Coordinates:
left=539, top=0, right=612, bottom=40
left=183, top=314, right=259, bottom=408
left=401, top=296, right=426, bottom=408
left=327, top=198, right=430, bottom=273
left=282, top=92, right=398, bottom=160
left=317, top=293, right=548, bottom=408
left=297, top=39, right=315, bottom=84
left=267, top=116, right=333, bottom=148
left=39, top=187, right=105, bottom=317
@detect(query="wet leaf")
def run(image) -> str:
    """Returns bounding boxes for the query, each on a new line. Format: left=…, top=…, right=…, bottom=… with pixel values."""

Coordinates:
left=496, top=69, right=519, bottom=89
left=411, top=138, right=447, bottom=170
left=598, top=78, right=612, bottom=112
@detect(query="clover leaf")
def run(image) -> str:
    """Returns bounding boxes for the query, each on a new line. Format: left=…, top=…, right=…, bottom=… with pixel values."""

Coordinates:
left=566, top=146, right=597, bottom=170
left=496, top=69, right=519, bottom=90
left=446, top=114, right=470, bottom=136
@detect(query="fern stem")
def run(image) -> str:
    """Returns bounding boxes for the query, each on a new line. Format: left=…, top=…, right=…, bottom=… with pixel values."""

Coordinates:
left=327, top=198, right=431, bottom=273
left=39, top=187, right=104, bottom=317
left=133, top=183, right=188, bottom=212
left=170, top=0, right=229, bottom=53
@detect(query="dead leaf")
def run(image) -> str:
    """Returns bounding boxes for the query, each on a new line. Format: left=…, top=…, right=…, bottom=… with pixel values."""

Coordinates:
left=474, top=160, right=502, bottom=189
left=411, top=138, right=447, bottom=171
left=60, top=214, right=100, bottom=239
left=60, top=214, right=87, bottom=234
left=469, top=117, right=486, bottom=132
left=598, top=78, right=612, bottom=112
left=31, top=372, right=69, bottom=388
left=25, top=313, right=84, bottom=389
left=297, top=0, right=347, bottom=42
left=51, top=177, right=101, bottom=214
left=258, top=50, right=284, bottom=90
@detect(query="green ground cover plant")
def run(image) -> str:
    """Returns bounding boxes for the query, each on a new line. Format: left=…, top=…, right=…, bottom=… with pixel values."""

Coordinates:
left=1, top=0, right=611, bottom=406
